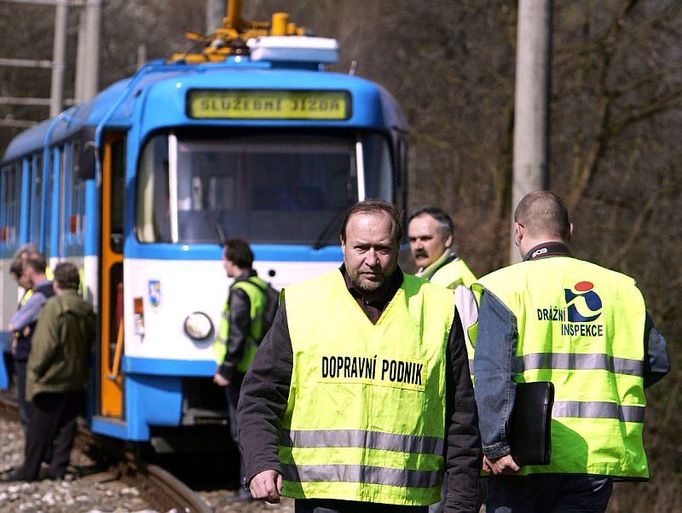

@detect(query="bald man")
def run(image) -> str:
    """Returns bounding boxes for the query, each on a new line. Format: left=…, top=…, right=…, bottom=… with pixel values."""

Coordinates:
left=472, top=191, right=669, bottom=513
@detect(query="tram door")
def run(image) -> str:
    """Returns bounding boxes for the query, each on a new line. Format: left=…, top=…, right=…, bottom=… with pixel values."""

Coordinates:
left=98, top=133, right=126, bottom=418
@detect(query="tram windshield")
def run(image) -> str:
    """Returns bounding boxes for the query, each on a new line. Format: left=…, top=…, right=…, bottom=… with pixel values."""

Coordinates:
left=136, top=131, right=393, bottom=245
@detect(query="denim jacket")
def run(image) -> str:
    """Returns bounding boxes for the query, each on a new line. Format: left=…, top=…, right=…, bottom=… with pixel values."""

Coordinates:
left=472, top=243, right=670, bottom=460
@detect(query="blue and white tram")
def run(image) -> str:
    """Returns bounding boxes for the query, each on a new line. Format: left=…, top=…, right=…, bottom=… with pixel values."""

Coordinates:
left=0, top=18, right=408, bottom=442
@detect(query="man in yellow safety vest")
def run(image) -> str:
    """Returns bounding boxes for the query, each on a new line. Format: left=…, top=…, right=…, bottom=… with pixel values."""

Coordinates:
left=408, top=207, right=479, bottom=513
left=472, top=191, right=670, bottom=512
left=238, top=200, right=482, bottom=513
left=407, top=206, right=476, bottom=290
left=214, top=238, right=273, bottom=503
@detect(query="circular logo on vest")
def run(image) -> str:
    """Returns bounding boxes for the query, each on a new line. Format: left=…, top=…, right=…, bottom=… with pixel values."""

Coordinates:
left=564, top=281, right=602, bottom=322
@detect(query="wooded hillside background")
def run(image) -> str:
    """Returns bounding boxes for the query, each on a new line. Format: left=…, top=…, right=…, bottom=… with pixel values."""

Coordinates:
left=1, top=1, right=680, bottom=510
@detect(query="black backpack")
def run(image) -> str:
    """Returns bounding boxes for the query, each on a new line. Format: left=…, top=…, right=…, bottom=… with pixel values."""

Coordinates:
left=251, top=280, right=280, bottom=343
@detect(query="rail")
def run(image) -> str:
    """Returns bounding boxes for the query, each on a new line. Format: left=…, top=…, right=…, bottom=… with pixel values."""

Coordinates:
left=0, top=392, right=211, bottom=513
left=131, top=462, right=213, bottom=513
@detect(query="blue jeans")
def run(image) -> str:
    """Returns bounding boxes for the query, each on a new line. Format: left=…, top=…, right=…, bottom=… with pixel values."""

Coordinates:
left=486, top=475, right=613, bottom=513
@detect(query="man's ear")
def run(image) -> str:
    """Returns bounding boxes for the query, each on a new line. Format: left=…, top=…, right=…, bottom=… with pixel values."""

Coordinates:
left=513, top=222, right=524, bottom=247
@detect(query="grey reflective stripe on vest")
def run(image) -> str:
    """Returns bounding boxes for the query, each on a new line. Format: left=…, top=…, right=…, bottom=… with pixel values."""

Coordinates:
left=513, top=353, right=644, bottom=376
left=280, top=429, right=444, bottom=457
left=553, top=401, right=645, bottom=423
left=282, top=463, right=441, bottom=488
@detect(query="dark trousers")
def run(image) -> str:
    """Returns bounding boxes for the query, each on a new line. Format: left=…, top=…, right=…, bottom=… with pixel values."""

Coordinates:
left=20, top=391, right=83, bottom=481
left=486, top=474, right=613, bottom=513
left=226, top=372, right=246, bottom=483
left=295, top=499, right=428, bottom=513
left=14, top=359, right=30, bottom=435
left=3, top=350, right=14, bottom=387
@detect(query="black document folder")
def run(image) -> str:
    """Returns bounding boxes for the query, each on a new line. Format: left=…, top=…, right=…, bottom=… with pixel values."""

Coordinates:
left=509, top=381, right=554, bottom=465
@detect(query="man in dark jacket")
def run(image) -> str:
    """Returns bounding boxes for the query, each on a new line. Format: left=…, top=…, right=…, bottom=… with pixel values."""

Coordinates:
left=238, top=200, right=482, bottom=513
left=213, top=239, right=272, bottom=502
left=4, top=262, right=95, bottom=482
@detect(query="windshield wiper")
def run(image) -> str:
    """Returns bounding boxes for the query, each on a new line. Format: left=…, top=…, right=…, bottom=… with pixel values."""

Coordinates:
left=208, top=209, right=227, bottom=247
left=312, top=204, right=349, bottom=250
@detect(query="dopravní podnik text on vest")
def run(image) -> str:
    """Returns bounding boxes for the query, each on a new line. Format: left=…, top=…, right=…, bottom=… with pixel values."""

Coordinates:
left=320, top=354, right=425, bottom=391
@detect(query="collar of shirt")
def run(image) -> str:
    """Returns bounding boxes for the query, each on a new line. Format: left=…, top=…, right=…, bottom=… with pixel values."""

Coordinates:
left=233, top=269, right=258, bottom=283
left=523, top=241, right=572, bottom=261
left=340, top=264, right=404, bottom=324
left=33, top=279, right=52, bottom=289
left=416, top=249, right=458, bottom=280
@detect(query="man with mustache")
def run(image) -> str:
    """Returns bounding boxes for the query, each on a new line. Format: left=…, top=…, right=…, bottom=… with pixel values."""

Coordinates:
left=407, top=207, right=476, bottom=291
left=407, top=209, right=478, bottom=513
left=238, top=199, right=482, bottom=513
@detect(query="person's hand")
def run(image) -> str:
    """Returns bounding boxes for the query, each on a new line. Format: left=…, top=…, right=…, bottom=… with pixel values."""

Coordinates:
left=482, top=455, right=492, bottom=474
left=484, top=454, right=521, bottom=475
left=249, top=469, right=283, bottom=503
left=213, top=372, right=229, bottom=386
left=10, top=336, right=17, bottom=356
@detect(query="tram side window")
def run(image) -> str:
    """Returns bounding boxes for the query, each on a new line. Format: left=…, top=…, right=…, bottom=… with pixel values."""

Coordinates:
left=29, top=155, right=43, bottom=245
left=1, top=163, right=22, bottom=247
left=44, top=151, right=56, bottom=255
left=63, top=142, right=86, bottom=247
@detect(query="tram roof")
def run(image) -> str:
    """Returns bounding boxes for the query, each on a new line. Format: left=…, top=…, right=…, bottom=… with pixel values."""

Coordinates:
left=3, top=59, right=407, bottom=164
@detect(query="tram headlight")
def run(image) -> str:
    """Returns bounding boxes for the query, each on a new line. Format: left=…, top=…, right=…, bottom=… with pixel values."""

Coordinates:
left=183, top=312, right=214, bottom=341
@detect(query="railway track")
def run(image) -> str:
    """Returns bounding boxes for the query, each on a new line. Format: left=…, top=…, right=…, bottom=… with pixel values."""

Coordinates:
left=0, top=392, right=211, bottom=513
left=122, top=458, right=213, bottom=513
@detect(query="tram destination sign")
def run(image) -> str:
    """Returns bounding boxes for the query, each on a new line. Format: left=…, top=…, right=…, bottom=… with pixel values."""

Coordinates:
left=187, top=89, right=351, bottom=120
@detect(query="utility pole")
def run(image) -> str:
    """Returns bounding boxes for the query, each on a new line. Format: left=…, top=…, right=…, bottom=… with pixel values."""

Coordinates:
left=79, top=0, right=101, bottom=101
left=1, top=0, right=102, bottom=128
left=49, top=0, right=68, bottom=117
left=206, top=0, right=226, bottom=34
left=510, top=0, right=552, bottom=263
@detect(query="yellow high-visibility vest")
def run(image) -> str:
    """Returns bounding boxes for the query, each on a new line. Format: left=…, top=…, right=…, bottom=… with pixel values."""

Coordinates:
left=213, top=276, right=268, bottom=373
left=424, top=256, right=476, bottom=290
left=280, top=270, right=455, bottom=505
left=426, top=256, right=478, bottom=374
left=475, top=256, right=648, bottom=479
